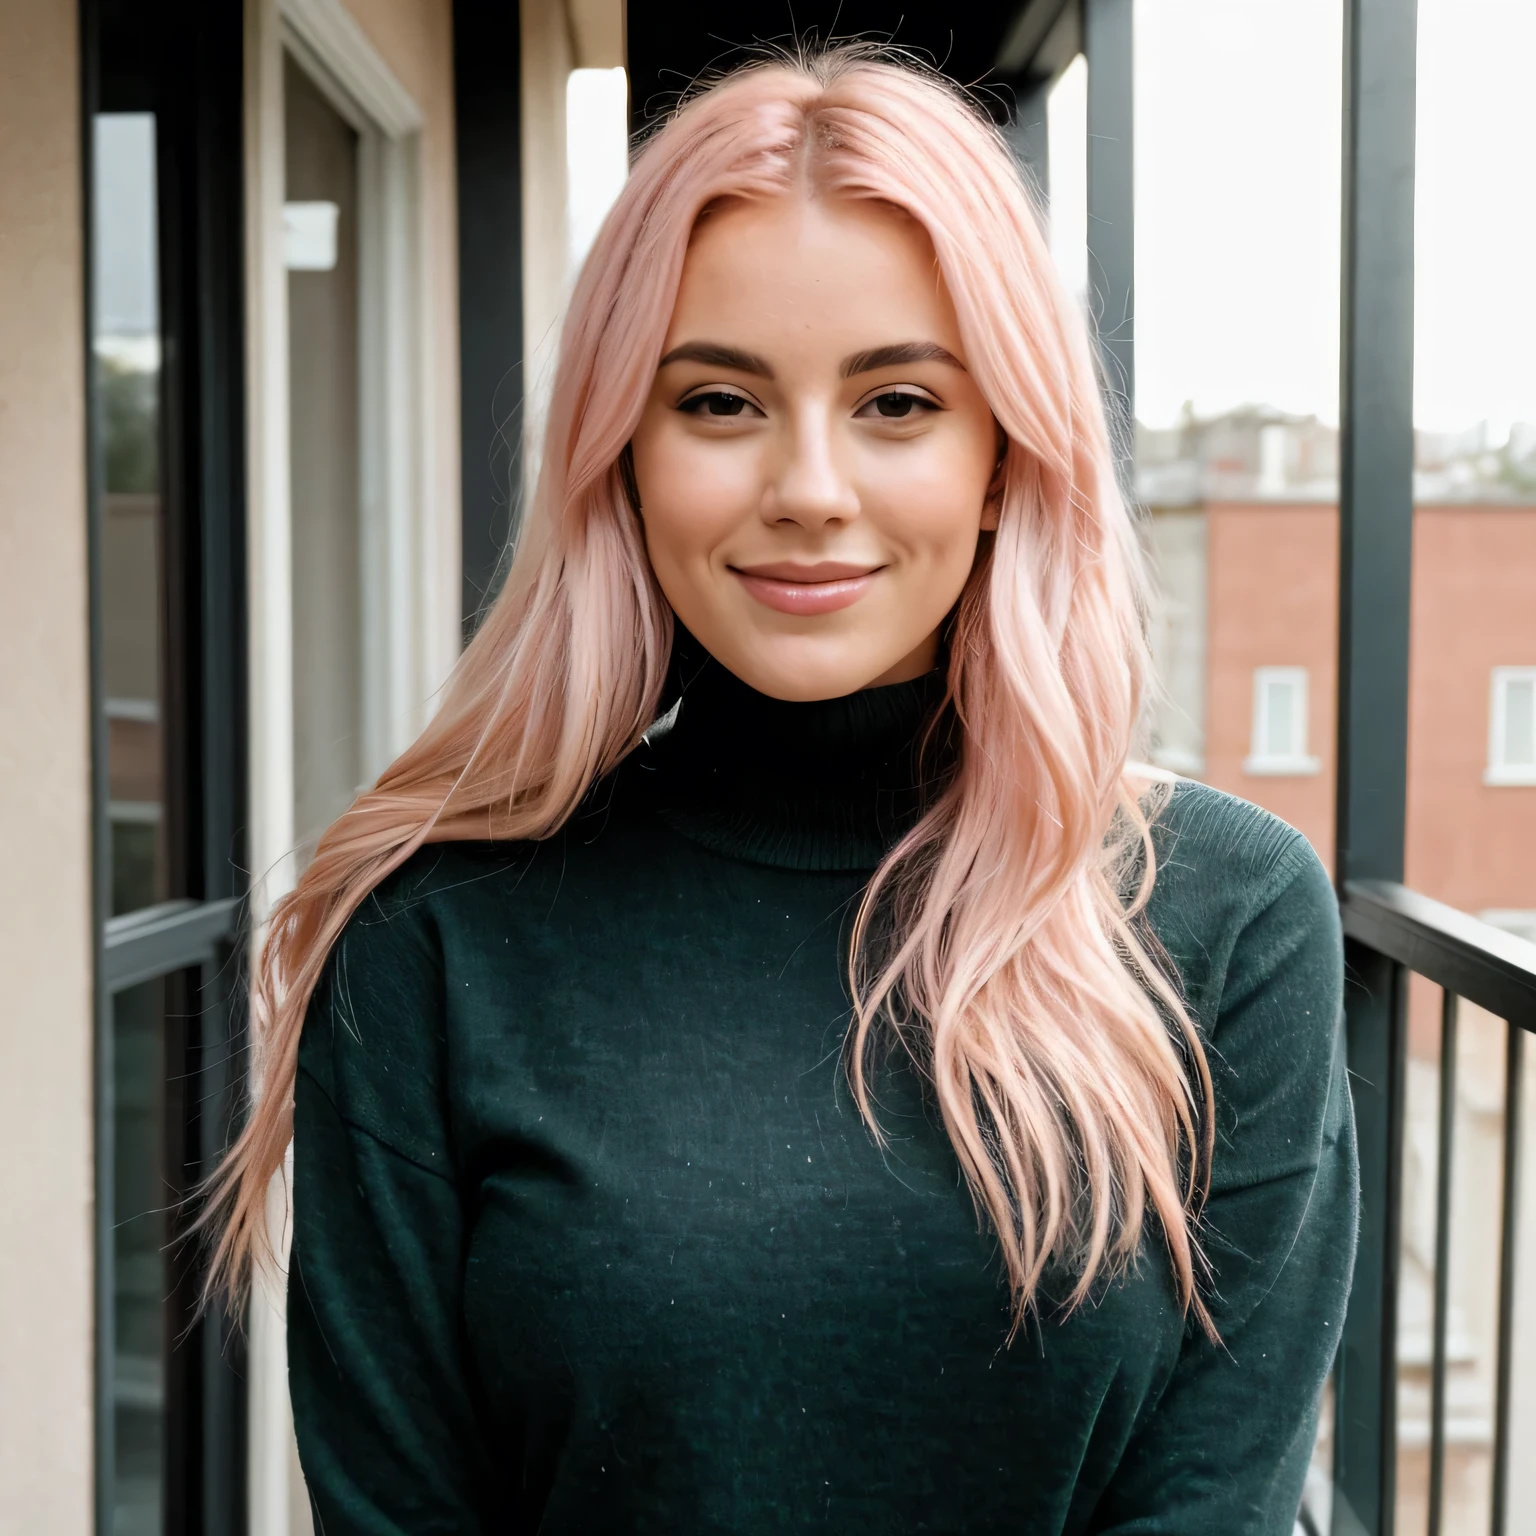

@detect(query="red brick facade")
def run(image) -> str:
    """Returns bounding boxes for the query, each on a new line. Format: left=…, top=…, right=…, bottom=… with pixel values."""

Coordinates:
left=1195, top=501, right=1536, bottom=922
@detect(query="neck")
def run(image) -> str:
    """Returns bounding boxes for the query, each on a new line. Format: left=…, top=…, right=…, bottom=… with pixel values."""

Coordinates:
left=623, top=627, right=954, bottom=872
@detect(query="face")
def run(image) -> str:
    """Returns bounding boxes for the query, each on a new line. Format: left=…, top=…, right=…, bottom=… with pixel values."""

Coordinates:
left=628, top=194, right=1001, bottom=701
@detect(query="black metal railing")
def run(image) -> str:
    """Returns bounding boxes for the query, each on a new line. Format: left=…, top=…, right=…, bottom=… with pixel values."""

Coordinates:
left=1332, top=881, right=1536, bottom=1536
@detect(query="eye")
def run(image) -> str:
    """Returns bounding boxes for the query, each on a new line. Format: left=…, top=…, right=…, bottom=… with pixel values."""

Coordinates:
left=678, top=390, right=761, bottom=418
left=857, top=391, right=939, bottom=420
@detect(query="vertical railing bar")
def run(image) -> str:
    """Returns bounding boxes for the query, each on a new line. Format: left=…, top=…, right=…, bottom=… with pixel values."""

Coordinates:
left=1427, top=990, right=1458, bottom=1536
left=1489, top=1021, right=1524, bottom=1536
left=1332, top=0, right=1418, bottom=1507
left=1383, top=961, right=1409, bottom=1536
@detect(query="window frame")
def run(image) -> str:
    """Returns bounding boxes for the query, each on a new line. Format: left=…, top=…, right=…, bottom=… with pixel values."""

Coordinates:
left=246, top=0, right=441, bottom=1521
left=1245, top=664, right=1322, bottom=776
left=1486, top=666, right=1536, bottom=786
left=280, top=0, right=433, bottom=792
left=82, top=2, right=249, bottom=1531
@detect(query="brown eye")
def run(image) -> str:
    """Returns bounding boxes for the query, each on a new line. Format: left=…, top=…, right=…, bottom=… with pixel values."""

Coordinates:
left=860, top=391, right=938, bottom=419
left=679, top=391, right=756, bottom=417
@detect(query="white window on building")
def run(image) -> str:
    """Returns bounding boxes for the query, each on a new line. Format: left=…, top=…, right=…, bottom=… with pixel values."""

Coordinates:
left=1245, top=666, right=1321, bottom=776
left=1486, top=668, right=1536, bottom=785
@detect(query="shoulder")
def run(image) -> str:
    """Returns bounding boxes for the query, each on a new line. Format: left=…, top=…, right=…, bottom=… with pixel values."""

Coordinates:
left=298, top=841, right=531, bottom=1140
left=315, top=840, right=525, bottom=982
left=1148, top=777, right=1318, bottom=898
left=1140, top=784, right=1353, bottom=1209
left=1140, top=779, right=1340, bottom=1036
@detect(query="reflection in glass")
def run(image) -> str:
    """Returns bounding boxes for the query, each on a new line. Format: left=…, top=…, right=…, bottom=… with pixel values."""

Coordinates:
left=285, top=53, right=364, bottom=848
left=112, top=976, right=169, bottom=1536
left=94, top=113, right=167, bottom=916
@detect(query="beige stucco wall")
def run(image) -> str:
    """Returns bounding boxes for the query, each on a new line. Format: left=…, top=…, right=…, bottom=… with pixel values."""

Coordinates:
left=0, top=1, right=96, bottom=1531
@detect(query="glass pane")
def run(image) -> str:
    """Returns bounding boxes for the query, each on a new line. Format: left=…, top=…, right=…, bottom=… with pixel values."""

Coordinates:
left=94, top=113, right=168, bottom=916
left=284, top=53, right=364, bottom=847
left=1134, top=0, right=1343, bottom=870
left=1270, top=679, right=1296, bottom=758
left=112, top=975, right=170, bottom=1535
left=1505, top=678, right=1534, bottom=768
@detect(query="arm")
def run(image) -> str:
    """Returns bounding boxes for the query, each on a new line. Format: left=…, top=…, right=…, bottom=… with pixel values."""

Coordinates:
left=288, top=884, right=502, bottom=1533
left=1091, top=838, right=1359, bottom=1534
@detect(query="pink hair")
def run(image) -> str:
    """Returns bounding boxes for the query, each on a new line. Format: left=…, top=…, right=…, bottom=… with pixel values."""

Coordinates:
left=208, top=46, right=1215, bottom=1337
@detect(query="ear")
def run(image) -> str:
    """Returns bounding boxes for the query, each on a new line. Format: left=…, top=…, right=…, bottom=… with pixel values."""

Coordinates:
left=980, top=427, right=1007, bottom=532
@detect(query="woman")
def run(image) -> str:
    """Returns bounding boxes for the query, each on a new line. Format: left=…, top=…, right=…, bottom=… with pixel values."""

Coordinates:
left=213, top=47, right=1356, bottom=1533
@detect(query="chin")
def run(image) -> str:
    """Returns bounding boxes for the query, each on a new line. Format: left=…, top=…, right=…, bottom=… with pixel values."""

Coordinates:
left=711, top=636, right=906, bottom=702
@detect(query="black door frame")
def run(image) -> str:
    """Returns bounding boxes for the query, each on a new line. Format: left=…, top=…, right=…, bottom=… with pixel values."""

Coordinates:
left=82, top=1, right=249, bottom=1530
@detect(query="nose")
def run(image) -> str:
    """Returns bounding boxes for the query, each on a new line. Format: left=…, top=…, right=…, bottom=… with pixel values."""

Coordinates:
left=760, top=407, right=860, bottom=531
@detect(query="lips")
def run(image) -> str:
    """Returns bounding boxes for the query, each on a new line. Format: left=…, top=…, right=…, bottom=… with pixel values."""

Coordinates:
left=729, top=560, right=884, bottom=616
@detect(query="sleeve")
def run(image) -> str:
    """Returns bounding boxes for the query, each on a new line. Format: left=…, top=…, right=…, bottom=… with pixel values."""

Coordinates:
left=1089, top=836, right=1359, bottom=1535
left=287, top=887, right=503, bottom=1533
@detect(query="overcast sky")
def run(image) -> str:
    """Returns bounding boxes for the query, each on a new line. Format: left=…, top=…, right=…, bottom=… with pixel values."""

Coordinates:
left=1125, top=0, right=1536, bottom=433
left=516, top=4, right=1536, bottom=438
left=566, top=5, right=1536, bottom=436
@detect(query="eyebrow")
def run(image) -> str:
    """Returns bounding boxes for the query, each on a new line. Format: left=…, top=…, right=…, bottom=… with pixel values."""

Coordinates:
left=655, top=338, right=967, bottom=381
left=657, top=342, right=774, bottom=377
left=841, top=341, right=966, bottom=377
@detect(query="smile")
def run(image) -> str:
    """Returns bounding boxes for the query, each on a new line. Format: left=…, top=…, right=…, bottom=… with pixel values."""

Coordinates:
left=729, top=561, right=885, bottom=616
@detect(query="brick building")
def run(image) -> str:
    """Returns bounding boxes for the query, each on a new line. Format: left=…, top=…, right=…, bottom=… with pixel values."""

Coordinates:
left=1142, top=410, right=1536, bottom=1531
left=1142, top=408, right=1536, bottom=931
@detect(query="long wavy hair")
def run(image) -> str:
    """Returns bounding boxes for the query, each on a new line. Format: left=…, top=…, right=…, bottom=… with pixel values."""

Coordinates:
left=209, top=45, right=1216, bottom=1337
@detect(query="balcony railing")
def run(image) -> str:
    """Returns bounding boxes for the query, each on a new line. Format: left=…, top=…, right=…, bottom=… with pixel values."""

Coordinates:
left=1330, top=882, right=1536, bottom=1536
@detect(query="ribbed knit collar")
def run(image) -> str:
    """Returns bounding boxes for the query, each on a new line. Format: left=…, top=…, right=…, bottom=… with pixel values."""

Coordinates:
left=624, top=627, right=954, bottom=872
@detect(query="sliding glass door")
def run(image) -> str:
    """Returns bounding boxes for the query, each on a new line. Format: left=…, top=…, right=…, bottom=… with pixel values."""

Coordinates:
left=85, top=2, right=248, bottom=1531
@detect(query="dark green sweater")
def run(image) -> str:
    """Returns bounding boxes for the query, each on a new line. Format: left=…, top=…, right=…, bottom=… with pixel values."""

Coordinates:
left=290, top=643, right=1357, bottom=1534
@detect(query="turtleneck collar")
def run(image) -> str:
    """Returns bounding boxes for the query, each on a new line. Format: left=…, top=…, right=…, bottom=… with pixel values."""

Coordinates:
left=620, top=626, right=954, bottom=872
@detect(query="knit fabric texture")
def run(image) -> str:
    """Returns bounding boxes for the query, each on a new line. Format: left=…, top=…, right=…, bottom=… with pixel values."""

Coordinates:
left=289, top=641, right=1358, bottom=1534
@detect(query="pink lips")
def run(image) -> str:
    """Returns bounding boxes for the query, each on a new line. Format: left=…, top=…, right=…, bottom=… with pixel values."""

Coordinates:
left=730, top=560, right=884, bottom=616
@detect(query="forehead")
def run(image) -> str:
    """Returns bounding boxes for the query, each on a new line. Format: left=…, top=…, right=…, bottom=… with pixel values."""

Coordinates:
left=664, top=195, right=964, bottom=358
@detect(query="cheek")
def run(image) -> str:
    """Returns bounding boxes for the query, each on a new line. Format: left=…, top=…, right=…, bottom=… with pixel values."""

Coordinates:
left=632, top=428, right=760, bottom=563
left=862, top=432, right=994, bottom=556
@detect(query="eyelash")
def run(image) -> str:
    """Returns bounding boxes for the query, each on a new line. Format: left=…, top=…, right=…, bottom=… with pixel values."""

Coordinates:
left=677, top=390, right=761, bottom=418
left=855, top=391, right=940, bottom=420
left=675, top=389, right=941, bottom=419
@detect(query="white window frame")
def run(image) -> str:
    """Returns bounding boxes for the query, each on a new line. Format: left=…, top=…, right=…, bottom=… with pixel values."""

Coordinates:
left=248, top=0, right=445, bottom=913
left=280, top=0, right=429, bottom=788
left=1486, top=667, right=1536, bottom=786
left=244, top=4, right=440, bottom=1532
left=1245, top=665, right=1321, bottom=777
